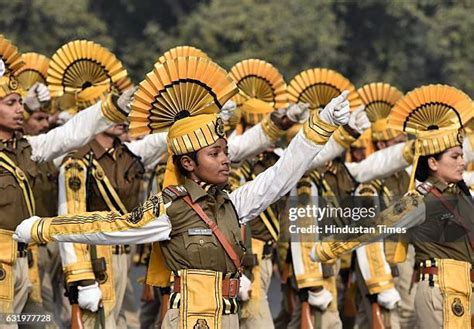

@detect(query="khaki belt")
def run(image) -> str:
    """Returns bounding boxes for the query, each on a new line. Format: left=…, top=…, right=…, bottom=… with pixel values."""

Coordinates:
left=173, top=276, right=240, bottom=298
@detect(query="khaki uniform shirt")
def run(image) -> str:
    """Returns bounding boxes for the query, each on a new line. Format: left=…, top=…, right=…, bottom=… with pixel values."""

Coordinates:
left=0, top=138, right=38, bottom=231
left=410, top=177, right=473, bottom=264
left=161, top=179, right=244, bottom=274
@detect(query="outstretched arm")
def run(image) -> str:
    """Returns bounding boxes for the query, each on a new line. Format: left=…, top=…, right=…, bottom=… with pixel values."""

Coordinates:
left=345, top=142, right=412, bottom=183
left=125, top=132, right=168, bottom=167
left=27, top=99, right=122, bottom=163
left=15, top=194, right=172, bottom=245
left=227, top=123, right=273, bottom=162
left=308, top=128, right=412, bottom=183
left=230, top=131, right=325, bottom=223
left=311, top=192, right=426, bottom=263
left=231, top=92, right=350, bottom=223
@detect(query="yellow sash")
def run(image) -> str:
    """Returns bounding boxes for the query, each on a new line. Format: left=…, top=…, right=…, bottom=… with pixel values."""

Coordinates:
left=179, top=269, right=223, bottom=329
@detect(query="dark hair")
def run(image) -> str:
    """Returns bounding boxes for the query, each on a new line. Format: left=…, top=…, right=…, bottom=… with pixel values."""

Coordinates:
left=415, top=152, right=443, bottom=182
left=173, top=152, right=199, bottom=177
left=458, top=180, right=473, bottom=199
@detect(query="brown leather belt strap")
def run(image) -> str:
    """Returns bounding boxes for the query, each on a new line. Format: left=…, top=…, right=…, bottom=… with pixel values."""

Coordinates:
left=173, top=276, right=240, bottom=298
left=414, top=267, right=474, bottom=283
left=167, top=186, right=243, bottom=273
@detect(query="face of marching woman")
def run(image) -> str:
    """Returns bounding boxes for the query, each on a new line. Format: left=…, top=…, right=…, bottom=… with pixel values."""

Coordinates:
left=180, top=138, right=231, bottom=186
left=0, top=93, right=24, bottom=139
left=428, top=146, right=465, bottom=184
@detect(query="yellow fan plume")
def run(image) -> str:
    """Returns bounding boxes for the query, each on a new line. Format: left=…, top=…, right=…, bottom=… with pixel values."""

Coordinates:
left=16, top=53, right=50, bottom=90
left=229, top=59, right=287, bottom=109
left=129, top=56, right=238, bottom=136
left=388, top=84, right=473, bottom=134
left=288, top=68, right=362, bottom=111
left=0, top=34, right=24, bottom=74
left=157, top=46, right=209, bottom=65
left=357, top=82, right=403, bottom=123
left=47, top=40, right=129, bottom=103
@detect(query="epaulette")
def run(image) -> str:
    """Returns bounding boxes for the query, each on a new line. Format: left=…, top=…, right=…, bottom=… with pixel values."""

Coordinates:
left=161, top=185, right=188, bottom=203
left=415, top=182, right=433, bottom=196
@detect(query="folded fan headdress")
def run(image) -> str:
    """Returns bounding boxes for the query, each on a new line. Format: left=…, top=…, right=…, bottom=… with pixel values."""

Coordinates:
left=156, top=45, right=209, bottom=65
left=387, top=84, right=473, bottom=190
left=47, top=40, right=129, bottom=110
left=230, top=59, right=287, bottom=125
left=130, top=56, right=238, bottom=187
left=357, top=82, right=404, bottom=141
left=0, top=35, right=25, bottom=98
left=288, top=68, right=362, bottom=111
left=16, top=52, right=50, bottom=90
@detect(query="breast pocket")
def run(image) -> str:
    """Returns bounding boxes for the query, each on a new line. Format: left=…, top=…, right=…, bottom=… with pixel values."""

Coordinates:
left=183, top=234, right=219, bottom=270
left=0, top=176, right=20, bottom=207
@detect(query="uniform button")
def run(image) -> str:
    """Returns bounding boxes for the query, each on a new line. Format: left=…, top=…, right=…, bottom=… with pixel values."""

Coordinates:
left=199, top=239, right=204, bottom=244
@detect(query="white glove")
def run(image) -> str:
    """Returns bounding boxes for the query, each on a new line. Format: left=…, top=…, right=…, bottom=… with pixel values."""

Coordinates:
left=319, top=90, right=350, bottom=126
left=220, top=100, right=237, bottom=123
left=78, top=282, right=102, bottom=312
left=309, top=243, right=318, bottom=262
left=377, top=287, right=401, bottom=310
left=308, top=288, right=333, bottom=311
left=55, top=111, right=74, bottom=126
left=12, top=216, right=41, bottom=244
left=348, top=105, right=371, bottom=134
left=238, top=274, right=252, bottom=302
left=0, top=59, right=5, bottom=78
left=24, top=83, right=51, bottom=111
left=117, top=86, right=137, bottom=115
left=286, top=103, right=310, bottom=123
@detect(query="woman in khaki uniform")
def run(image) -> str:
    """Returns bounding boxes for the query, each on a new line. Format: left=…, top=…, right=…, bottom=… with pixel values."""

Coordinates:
left=13, top=56, right=351, bottom=329
left=312, top=84, right=473, bottom=329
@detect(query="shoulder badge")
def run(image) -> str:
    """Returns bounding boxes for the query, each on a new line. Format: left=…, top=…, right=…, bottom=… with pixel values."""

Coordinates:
left=162, top=185, right=188, bottom=202
left=415, top=182, right=433, bottom=196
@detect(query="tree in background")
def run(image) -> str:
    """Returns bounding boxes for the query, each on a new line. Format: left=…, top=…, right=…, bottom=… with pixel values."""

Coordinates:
left=0, top=0, right=472, bottom=95
left=0, top=0, right=113, bottom=53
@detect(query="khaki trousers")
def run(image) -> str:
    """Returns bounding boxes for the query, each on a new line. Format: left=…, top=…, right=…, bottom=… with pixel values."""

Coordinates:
left=239, top=257, right=274, bottom=329
left=162, top=308, right=239, bottom=329
left=394, top=245, right=416, bottom=329
left=0, top=257, right=31, bottom=328
left=287, top=294, right=342, bottom=329
left=354, top=300, right=401, bottom=329
left=38, top=242, right=70, bottom=328
left=414, top=280, right=443, bottom=329
left=117, top=247, right=140, bottom=329
left=80, top=252, right=129, bottom=329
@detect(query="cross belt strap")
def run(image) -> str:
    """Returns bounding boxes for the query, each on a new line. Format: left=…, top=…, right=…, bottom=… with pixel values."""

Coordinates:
left=0, top=152, right=35, bottom=216
left=429, top=187, right=474, bottom=250
left=167, top=186, right=243, bottom=273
